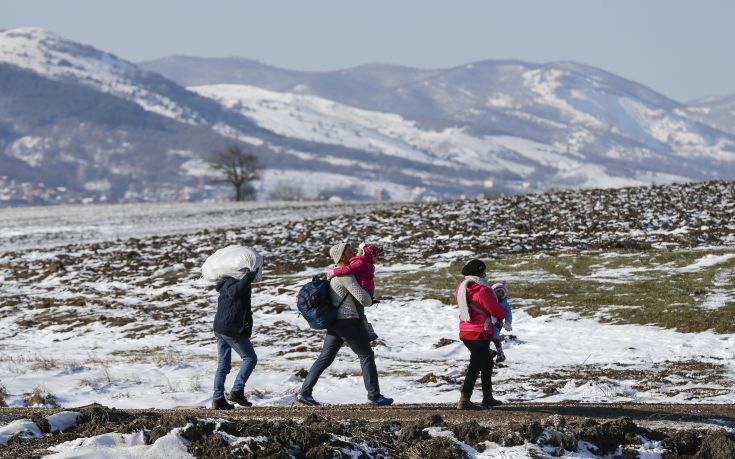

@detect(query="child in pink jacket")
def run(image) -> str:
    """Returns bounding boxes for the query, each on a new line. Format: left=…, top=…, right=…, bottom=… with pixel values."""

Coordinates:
left=327, top=243, right=382, bottom=341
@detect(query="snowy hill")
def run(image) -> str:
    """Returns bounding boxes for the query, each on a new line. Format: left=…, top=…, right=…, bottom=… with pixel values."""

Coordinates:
left=686, top=94, right=735, bottom=135
left=0, top=29, right=431, bottom=203
left=153, top=56, right=735, bottom=185
left=145, top=56, right=735, bottom=190
left=191, top=83, right=643, bottom=190
left=2, top=27, right=735, bottom=205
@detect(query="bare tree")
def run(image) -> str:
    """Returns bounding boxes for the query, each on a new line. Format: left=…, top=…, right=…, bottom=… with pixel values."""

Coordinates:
left=208, top=145, right=262, bottom=201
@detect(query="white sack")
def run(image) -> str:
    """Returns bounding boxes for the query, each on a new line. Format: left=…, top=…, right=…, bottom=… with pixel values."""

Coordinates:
left=201, top=245, right=263, bottom=282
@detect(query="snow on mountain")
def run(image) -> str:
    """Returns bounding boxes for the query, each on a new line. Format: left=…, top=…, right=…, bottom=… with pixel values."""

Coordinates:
left=2, top=27, right=735, bottom=205
left=154, top=56, right=735, bottom=190
left=0, top=28, right=202, bottom=124
left=191, top=83, right=706, bottom=191
left=684, top=94, right=735, bottom=136
left=355, top=60, right=735, bottom=164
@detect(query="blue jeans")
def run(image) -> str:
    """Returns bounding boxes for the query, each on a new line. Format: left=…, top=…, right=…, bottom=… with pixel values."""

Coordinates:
left=213, top=333, right=258, bottom=400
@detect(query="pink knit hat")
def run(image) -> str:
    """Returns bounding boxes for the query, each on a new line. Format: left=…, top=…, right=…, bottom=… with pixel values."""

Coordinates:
left=361, top=243, right=383, bottom=258
left=491, top=282, right=508, bottom=299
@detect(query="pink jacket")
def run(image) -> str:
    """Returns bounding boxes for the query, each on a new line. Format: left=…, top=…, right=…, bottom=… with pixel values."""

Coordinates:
left=455, top=280, right=506, bottom=334
left=331, top=254, right=375, bottom=293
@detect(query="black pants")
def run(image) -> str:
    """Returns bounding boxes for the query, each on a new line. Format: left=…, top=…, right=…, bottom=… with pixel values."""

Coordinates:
left=461, top=339, right=494, bottom=397
left=301, top=319, right=380, bottom=399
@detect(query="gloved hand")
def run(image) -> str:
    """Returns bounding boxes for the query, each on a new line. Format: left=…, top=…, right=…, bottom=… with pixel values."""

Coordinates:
left=325, top=268, right=335, bottom=280
left=503, top=322, right=513, bottom=332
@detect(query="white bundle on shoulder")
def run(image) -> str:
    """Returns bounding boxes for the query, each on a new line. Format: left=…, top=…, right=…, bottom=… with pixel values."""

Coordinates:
left=201, top=245, right=263, bottom=283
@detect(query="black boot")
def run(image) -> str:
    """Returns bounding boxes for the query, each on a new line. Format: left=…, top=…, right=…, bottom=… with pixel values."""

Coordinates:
left=481, top=385, right=503, bottom=408
left=458, top=392, right=482, bottom=410
left=228, top=390, right=252, bottom=407
left=211, top=397, right=235, bottom=410
left=481, top=373, right=502, bottom=407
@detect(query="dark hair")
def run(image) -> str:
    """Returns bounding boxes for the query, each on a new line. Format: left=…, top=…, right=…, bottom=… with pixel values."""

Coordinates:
left=461, top=259, right=486, bottom=276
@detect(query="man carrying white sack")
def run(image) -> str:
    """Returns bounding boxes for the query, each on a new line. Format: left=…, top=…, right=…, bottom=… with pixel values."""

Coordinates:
left=202, top=245, right=264, bottom=410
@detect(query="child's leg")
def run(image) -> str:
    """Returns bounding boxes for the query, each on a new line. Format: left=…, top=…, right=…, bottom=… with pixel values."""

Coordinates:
left=493, top=338, right=506, bottom=362
left=491, top=326, right=502, bottom=351
left=363, top=292, right=377, bottom=340
left=213, top=334, right=232, bottom=400
left=356, top=302, right=367, bottom=322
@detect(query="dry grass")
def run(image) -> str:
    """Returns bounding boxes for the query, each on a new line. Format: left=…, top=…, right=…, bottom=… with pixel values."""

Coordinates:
left=189, top=376, right=203, bottom=392
left=0, top=381, right=7, bottom=407
left=0, top=355, right=82, bottom=375
left=380, top=248, right=735, bottom=333
left=23, top=385, right=60, bottom=408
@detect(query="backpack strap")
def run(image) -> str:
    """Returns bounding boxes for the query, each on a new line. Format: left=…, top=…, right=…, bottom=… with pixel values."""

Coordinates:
left=335, top=291, right=349, bottom=309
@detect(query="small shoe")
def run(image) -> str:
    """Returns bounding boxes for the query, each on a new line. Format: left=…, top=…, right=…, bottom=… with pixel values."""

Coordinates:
left=365, top=323, right=378, bottom=342
left=368, top=394, right=394, bottom=406
left=228, top=390, right=252, bottom=407
left=211, top=397, right=235, bottom=410
left=496, top=351, right=506, bottom=363
left=297, top=392, right=321, bottom=406
left=481, top=397, right=503, bottom=408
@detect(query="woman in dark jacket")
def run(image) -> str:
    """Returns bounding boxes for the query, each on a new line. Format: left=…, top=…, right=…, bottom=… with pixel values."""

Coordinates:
left=211, top=256, right=262, bottom=410
left=455, top=259, right=507, bottom=410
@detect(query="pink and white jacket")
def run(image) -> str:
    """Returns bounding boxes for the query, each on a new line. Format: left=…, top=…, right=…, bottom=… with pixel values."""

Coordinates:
left=330, top=254, right=375, bottom=293
left=455, top=279, right=506, bottom=336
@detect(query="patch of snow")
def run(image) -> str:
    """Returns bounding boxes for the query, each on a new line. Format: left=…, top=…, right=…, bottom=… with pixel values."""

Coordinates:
left=179, top=159, right=213, bottom=177
left=84, top=180, right=112, bottom=192
left=45, top=428, right=192, bottom=458
left=152, top=264, right=186, bottom=277
left=46, top=412, right=80, bottom=433
left=8, top=136, right=50, bottom=167
left=679, top=254, right=735, bottom=273
left=0, top=419, right=43, bottom=446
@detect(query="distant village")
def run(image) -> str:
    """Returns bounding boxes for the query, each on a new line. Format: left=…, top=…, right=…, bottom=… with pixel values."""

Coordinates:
left=0, top=175, right=526, bottom=207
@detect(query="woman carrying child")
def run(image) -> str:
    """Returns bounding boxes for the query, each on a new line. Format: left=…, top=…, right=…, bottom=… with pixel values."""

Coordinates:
left=298, top=242, right=394, bottom=406
left=326, top=242, right=382, bottom=341
left=455, top=259, right=507, bottom=410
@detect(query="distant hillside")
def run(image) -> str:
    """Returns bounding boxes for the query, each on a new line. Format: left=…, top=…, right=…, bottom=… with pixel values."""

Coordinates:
left=1, top=27, right=735, bottom=206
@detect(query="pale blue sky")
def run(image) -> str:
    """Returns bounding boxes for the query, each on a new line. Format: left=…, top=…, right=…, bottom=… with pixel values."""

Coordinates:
left=3, top=0, right=733, bottom=101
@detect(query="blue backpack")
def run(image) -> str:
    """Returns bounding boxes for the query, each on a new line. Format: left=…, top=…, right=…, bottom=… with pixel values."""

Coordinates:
left=296, top=276, right=348, bottom=329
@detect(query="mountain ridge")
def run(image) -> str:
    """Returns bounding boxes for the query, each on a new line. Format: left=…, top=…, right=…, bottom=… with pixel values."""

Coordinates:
left=1, top=27, right=735, bottom=205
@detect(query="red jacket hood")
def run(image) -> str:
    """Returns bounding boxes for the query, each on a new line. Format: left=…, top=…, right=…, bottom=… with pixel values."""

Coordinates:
left=362, top=244, right=382, bottom=258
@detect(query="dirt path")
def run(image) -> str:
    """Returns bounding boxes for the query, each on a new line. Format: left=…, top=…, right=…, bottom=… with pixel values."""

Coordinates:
left=137, top=402, right=735, bottom=424
left=4, top=402, right=734, bottom=424
left=1, top=403, right=734, bottom=458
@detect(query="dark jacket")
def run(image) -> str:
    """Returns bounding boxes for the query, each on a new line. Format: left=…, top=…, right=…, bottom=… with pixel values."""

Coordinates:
left=213, top=270, right=257, bottom=339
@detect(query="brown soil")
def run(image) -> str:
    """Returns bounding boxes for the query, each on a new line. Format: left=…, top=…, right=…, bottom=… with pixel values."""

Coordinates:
left=0, top=403, right=733, bottom=458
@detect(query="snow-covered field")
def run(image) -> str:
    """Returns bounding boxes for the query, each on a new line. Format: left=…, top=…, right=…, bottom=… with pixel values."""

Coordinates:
left=1, top=182, right=734, bottom=457
left=0, top=200, right=392, bottom=252
left=1, top=251, right=733, bottom=411
left=1, top=184, right=733, bottom=410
